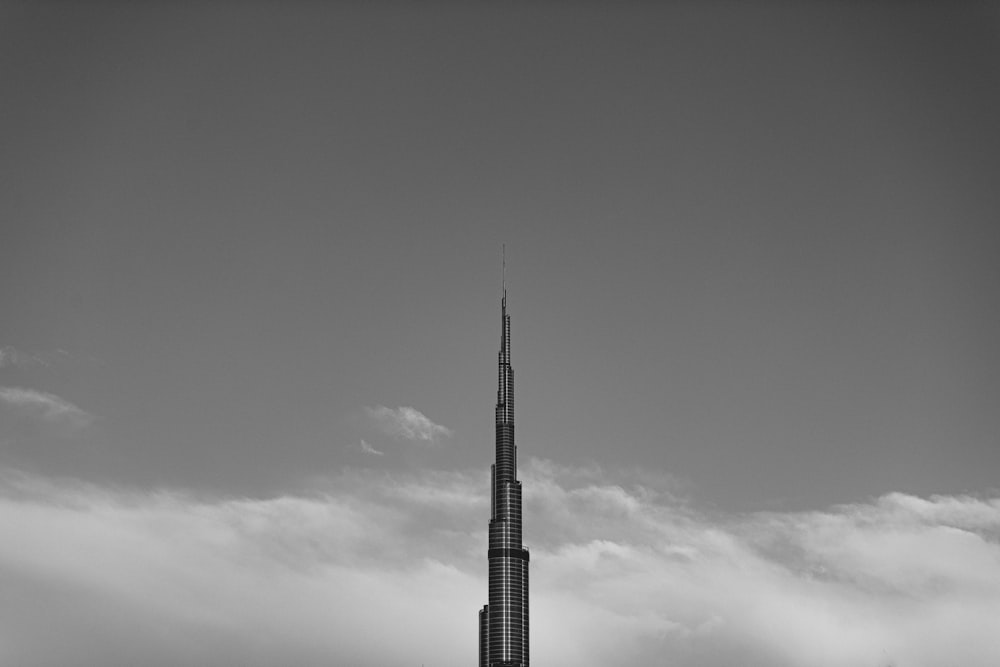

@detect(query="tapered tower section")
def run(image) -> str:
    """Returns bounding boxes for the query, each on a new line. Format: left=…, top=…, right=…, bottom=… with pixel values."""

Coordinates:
left=479, top=266, right=529, bottom=667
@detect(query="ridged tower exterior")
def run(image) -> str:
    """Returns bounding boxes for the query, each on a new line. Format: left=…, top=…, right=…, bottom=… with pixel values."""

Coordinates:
left=478, top=279, right=529, bottom=667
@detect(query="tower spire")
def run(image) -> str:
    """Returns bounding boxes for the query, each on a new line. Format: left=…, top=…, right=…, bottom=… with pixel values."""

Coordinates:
left=480, top=250, right=529, bottom=667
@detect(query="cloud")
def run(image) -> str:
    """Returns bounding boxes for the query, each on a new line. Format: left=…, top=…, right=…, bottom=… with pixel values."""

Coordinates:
left=0, top=346, right=47, bottom=369
left=365, top=405, right=452, bottom=443
left=0, top=387, right=95, bottom=431
left=0, top=347, right=99, bottom=375
left=0, top=468, right=478, bottom=667
left=0, top=461, right=998, bottom=666
left=358, top=439, right=384, bottom=456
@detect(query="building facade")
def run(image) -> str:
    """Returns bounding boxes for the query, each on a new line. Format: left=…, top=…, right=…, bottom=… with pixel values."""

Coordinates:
left=479, top=282, right=529, bottom=667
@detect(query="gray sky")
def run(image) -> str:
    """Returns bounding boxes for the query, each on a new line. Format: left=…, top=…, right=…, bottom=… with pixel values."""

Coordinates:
left=2, top=3, right=999, bottom=666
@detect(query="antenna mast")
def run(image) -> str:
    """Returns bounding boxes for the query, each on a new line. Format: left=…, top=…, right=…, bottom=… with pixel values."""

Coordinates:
left=502, top=244, right=506, bottom=298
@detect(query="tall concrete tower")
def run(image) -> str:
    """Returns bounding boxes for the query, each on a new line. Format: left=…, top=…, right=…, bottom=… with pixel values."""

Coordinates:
left=479, top=253, right=529, bottom=667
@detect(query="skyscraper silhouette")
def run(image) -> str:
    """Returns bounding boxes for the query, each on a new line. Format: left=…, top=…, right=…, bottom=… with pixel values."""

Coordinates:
left=479, top=257, right=529, bottom=667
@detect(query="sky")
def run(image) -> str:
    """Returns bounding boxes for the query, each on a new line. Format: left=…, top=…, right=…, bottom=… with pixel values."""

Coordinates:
left=2, top=2, right=1000, bottom=665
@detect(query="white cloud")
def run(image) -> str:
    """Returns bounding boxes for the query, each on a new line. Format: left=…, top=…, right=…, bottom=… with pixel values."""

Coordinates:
left=358, top=439, right=384, bottom=456
left=0, top=461, right=998, bottom=666
left=365, top=405, right=452, bottom=442
left=0, top=347, right=97, bottom=374
left=0, top=346, right=51, bottom=369
left=0, top=387, right=94, bottom=430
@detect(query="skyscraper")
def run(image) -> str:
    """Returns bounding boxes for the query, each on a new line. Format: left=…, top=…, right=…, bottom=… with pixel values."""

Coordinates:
left=479, top=262, right=529, bottom=667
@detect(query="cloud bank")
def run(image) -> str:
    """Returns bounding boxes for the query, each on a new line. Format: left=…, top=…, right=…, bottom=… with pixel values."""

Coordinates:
left=0, top=461, right=997, bottom=666
left=365, top=405, right=453, bottom=442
